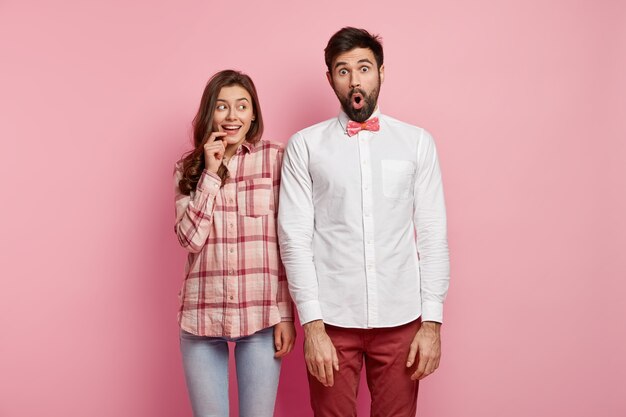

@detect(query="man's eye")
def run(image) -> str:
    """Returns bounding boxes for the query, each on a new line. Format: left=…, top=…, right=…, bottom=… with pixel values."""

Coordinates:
left=361, top=67, right=369, bottom=72
left=339, top=69, right=348, bottom=75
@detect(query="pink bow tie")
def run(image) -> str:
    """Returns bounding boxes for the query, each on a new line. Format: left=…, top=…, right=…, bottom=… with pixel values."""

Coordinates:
left=346, top=117, right=380, bottom=136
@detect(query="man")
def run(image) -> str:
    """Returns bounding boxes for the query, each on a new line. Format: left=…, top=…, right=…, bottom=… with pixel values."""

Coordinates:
left=278, top=27, right=450, bottom=417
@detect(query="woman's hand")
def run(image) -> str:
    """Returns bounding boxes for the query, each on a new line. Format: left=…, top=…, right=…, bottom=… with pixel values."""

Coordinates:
left=274, top=321, right=296, bottom=358
left=203, top=132, right=228, bottom=173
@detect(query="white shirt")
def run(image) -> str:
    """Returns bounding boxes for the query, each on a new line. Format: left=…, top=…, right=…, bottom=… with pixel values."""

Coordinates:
left=278, top=110, right=449, bottom=328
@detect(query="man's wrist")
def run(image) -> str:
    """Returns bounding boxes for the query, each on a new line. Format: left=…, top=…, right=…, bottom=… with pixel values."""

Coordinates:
left=421, top=321, right=442, bottom=332
left=303, top=319, right=325, bottom=335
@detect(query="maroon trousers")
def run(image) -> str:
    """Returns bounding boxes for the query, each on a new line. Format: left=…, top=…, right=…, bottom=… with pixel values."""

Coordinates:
left=308, top=319, right=421, bottom=417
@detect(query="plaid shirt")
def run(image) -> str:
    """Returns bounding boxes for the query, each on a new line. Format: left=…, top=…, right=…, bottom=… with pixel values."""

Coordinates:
left=174, top=139, right=293, bottom=338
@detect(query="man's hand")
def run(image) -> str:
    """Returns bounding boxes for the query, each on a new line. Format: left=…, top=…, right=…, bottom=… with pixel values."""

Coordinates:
left=406, top=321, right=442, bottom=380
left=274, top=321, right=296, bottom=358
left=303, top=320, right=339, bottom=387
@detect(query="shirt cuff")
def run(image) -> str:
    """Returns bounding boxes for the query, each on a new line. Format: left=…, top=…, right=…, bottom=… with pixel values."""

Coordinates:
left=197, top=170, right=221, bottom=194
left=278, top=302, right=294, bottom=322
left=296, top=300, right=323, bottom=325
left=421, top=300, right=444, bottom=324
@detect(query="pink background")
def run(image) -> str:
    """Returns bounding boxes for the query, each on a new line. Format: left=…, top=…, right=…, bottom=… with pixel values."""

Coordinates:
left=1, top=1, right=625, bottom=416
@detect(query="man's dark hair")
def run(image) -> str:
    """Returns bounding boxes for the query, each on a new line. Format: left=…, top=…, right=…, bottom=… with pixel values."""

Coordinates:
left=324, top=27, right=384, bottom=72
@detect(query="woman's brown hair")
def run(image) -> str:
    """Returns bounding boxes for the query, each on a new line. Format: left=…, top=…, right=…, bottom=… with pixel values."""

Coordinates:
left=178, top=69, right=264, bottom=195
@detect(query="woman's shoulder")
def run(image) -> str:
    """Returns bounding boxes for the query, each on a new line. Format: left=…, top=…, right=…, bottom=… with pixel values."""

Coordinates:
left=251, top=140, right=286, bottom=161
left=254, top=139, right=285, bottom=152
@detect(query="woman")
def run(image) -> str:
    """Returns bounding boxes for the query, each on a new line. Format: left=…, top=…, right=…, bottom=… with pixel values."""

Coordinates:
left=174, top=70, right=295, bottom=417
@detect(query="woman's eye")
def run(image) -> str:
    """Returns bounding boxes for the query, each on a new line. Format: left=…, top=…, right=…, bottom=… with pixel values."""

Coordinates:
left=238, top=105, right=246, bottom=110
left=216, top=105, right=227, bottom=110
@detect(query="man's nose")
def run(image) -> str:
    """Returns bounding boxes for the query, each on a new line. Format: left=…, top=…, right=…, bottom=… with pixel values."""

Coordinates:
left=350, top=73, right=361, bottom=88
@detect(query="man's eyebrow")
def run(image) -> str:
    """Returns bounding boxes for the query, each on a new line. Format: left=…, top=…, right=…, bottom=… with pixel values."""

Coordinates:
left=334, top=59, right=374, bottom=69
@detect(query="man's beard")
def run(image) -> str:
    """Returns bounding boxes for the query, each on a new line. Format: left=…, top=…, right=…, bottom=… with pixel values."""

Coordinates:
left=335, top=79, right=381, bottom=123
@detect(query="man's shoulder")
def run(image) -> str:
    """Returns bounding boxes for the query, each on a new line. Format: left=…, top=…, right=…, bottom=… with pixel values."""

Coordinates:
left=380, top=114, right=437, bottom=148
left=292, top=116, right=339, bottom=138
left=380, top=114, right=426, bottom=135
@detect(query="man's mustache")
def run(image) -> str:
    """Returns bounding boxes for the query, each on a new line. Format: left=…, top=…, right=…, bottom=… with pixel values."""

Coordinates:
left=349, top=88, right=367, bottom=97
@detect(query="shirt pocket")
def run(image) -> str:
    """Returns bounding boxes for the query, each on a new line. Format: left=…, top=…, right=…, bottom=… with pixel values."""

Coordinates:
left=381, top=160, right=416, bottom=199
left=237, top=177, right=273, bottom=217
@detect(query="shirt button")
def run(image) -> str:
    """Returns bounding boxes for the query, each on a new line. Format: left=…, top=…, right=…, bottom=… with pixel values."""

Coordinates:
left=229, top=269, right=234, bottom=275
left=229, top=248, right=234, bottom=253
left=229, top=295, right=234, bottom=300
left=229, top=223, right=234, bottom=228
left=229, top=198, right=234, bottom=203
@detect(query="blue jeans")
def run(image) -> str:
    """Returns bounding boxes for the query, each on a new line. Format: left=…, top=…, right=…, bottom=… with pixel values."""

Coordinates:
left=179, top=327, right=281, bottom=417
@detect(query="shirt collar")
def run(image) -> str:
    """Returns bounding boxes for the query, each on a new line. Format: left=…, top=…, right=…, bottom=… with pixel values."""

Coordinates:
left=239, top=140, right=255, bottom=154
left=338, top=107, right=381, bottom=135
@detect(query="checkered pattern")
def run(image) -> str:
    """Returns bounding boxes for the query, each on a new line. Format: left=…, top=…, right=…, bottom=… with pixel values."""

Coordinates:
left=174, top=140, right=293, bottom=337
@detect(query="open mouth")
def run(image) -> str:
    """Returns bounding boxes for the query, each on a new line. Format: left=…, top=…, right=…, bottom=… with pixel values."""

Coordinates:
left=221, top=125, right=242, bottom=135
left=351, top=93, right=364, bottom=110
